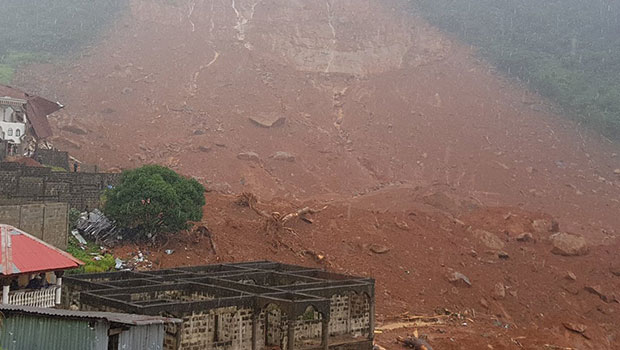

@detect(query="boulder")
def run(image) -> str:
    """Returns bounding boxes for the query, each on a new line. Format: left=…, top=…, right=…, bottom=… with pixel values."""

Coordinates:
left=550, top=232, right=589, bottom=256
left=61, top=124, right=88, bottom=135
left=447, top=271, right=472, bottom=287
left=473, top=229, right=505, bottom=250
left=237, top=152, right=260, bottom=162
left=516, top=232, right=534, bottom=242
left=563, top=322, right=587, bottom=334
left=249, top=115, right=286, bottom=128
left=493, top=282, right=506, bottom=300
left=369, top=244, right=390, bottom=254
left=271, top=151, right=296, bottom=162
left=532, top=219, right=559, bottom=234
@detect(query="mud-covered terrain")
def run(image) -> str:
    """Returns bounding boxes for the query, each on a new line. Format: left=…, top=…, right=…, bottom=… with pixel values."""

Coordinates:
left=14, top=0, right=620, bottom=348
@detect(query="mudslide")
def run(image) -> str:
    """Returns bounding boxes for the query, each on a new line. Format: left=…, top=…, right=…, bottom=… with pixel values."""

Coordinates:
left=14, top=0, right=620, bottom=348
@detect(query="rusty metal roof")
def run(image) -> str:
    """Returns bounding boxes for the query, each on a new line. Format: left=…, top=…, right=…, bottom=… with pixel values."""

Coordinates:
left=0, top=224, right=83, bottom=276
left=0, top=304, right=182, bottom=326
left=0, top=84, right=62, bottom=139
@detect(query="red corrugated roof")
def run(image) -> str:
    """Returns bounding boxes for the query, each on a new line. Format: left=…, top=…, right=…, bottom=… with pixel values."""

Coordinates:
left=0, top=225, right=83, bottom=276
left=0, top=85, right=62, bottom=139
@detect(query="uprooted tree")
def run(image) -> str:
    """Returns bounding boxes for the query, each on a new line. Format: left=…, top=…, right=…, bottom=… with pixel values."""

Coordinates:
left=236, top=192, right=327, bottom=236
left=103, top=165, right=205, bottom=241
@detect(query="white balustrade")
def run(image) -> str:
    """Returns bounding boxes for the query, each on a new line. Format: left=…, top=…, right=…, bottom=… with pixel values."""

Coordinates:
left=7, top=286, right=59, bottom=308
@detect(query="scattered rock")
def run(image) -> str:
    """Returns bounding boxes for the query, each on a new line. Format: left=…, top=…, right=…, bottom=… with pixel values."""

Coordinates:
left=193, top=129, right=207, bottom=135
left=215, top=142, right=227, bottom=148
left=472, top=229, right=505, bottom=250
left=563, top=322, right=587, bottom=334
left=271, top=151, right=296, bottom=162
left=566, top=272, right=577, bottom=281
left=369, top=244, right=390, bottom=254
left=198, top=145, right=212, bottom=153
left=479, top=298, right=489, bottom=309
left=61, top=124, right=88, bottom=135
left=550, top=232, right=589, bottom=256
left=447, top=271, right=472, bottom=287
left=516, top=232, right=534, bottom=242
left=532, top=219, right=559, bottom=234
left=493, top=282, right=506, bottom=300
left=498, top=251, right=509, bottom=260
left=249, top=115, right=286, bottom=128
left=237, top=151, right=260, bottom=162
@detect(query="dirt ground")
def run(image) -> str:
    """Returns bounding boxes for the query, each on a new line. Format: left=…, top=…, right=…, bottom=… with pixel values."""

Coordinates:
left=13, top=0, right=620, bottom=348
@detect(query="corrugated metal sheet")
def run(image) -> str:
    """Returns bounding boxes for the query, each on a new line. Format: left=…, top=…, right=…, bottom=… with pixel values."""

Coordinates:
left=0, top=224, right=83, bottom=276
left=0, top=304, right=180, bottom=326
left=119, top=323, right=166, bottom=350
left=0, top=306, right=178, bottom=349
left=0, top=312, right=108, bottom=350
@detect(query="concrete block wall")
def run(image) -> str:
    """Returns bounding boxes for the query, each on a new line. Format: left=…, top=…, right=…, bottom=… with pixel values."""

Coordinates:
left=0, top=202, right=68, bottom=249
left=0, top=163, right=120, bottom=210
left=328, top=293, right=371, bottom=338
left=178, top=307, right=254, bottom=350
left=33, top=149, right=69, bottom=171
left=348, top=293, right=370, bottom=337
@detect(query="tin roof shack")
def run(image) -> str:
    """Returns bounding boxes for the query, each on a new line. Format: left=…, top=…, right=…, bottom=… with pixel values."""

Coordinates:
left=0, top=224, right=83, bottom=308
left=0, top=304, right=181, bottom=350
left=64, top=261, right=375, bottom=350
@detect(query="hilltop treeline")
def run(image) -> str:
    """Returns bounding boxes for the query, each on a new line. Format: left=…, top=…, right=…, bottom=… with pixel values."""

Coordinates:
left=413, top=0, right=620, bottom=140
left=0, top=0, right=125, bottom=83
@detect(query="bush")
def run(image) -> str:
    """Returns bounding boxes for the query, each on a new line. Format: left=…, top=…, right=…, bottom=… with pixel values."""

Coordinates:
left=66, top=237, right=116, bottom=274
left=103, top=165, right=205, bottom=241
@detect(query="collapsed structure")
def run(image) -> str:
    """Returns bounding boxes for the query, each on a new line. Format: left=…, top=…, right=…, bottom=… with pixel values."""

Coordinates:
left=64, top=261, right=375, bottom=350
left=0, top=85, right=62, bottom=158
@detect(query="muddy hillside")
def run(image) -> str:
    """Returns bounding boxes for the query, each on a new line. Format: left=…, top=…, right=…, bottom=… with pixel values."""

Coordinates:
left=14, top=0, right=620, bottom=348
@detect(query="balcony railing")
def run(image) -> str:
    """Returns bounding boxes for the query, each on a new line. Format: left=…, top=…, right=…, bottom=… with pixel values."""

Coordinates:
left=8, top=286, right=59, bottom=308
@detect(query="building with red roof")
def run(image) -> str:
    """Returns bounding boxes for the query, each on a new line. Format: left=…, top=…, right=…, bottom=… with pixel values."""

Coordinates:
left=0, top=224, right=83, bottom=308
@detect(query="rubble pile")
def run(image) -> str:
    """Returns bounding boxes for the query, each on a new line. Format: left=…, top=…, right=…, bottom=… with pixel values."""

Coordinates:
left=76, top=209, right=119, bottom=245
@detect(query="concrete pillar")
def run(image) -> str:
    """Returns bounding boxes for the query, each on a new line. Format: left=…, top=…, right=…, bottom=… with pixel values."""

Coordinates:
left=321, top=318, right=330, bottom=350
left=251, top=311, right=259, bottom=350
left=55, top=271, right=64, bottom=305
left=2, top=284, right=9, bottom=304
left=287, top=319, right=295, bottom=350
left=368, top=299, right=376, bottom=341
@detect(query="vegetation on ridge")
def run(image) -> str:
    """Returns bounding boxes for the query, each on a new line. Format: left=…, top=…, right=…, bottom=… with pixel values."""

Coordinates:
left=412, top=0, right=620, bottom=140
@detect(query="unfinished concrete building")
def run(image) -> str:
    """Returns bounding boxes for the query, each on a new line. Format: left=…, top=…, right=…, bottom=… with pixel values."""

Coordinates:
left=64, top=261, right=375, bottom=350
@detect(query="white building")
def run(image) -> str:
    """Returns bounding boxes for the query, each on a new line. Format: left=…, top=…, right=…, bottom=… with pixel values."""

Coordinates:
left=0, top=85, right=62, bottom=157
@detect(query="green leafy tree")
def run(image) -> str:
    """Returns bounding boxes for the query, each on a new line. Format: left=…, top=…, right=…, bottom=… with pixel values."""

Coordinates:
left=103, top=165, right=205, bottom=241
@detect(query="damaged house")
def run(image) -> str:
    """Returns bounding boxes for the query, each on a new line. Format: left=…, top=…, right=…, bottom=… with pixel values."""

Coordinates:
left=64, top=261, right=375, bottom=350
left=0, top=85, right=62, bottom=158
